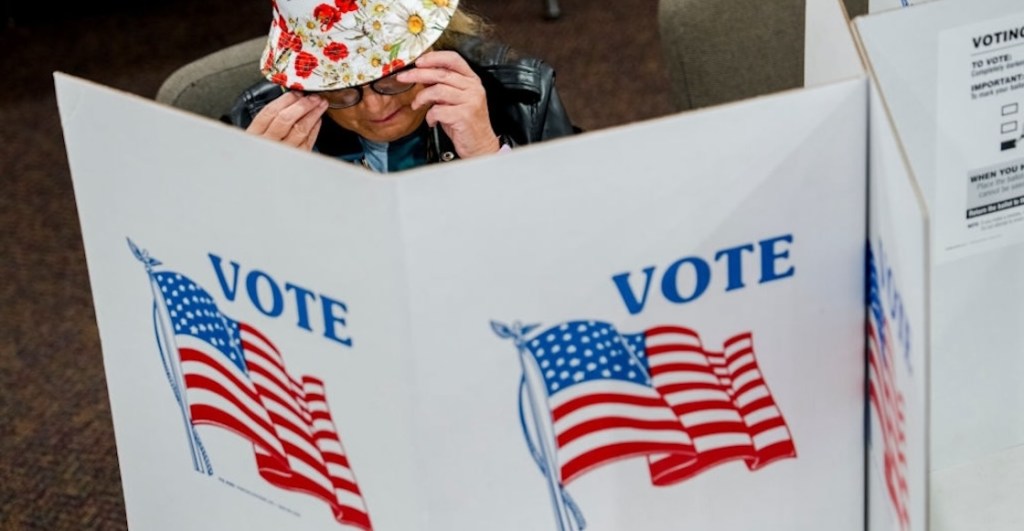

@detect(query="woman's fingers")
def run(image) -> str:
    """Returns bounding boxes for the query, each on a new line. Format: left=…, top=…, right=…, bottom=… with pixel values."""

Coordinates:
left=283, top=99, right=327, bottom=147
left=411, top=82, right=470, bottom=110
left=299, top=119, right=323, bottom=151
left=246, top=93, right=327, bottom=149
left=246, top=91, right=301, bottom=135
left=411, top=50, right=477, bottom=78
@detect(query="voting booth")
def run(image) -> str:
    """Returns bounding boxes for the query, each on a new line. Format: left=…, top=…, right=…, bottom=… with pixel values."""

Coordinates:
left=55, top=0, right=1024, bottom=529
left=853, top=0, right=1024, bottom=530
left=57, top=40, right=868, bottom=529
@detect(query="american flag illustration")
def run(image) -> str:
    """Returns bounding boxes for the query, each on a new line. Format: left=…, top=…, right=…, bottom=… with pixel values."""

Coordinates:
left=149, top=269, right=372, bottom=530
left=498, top=320, right=796, bottom=490
left=867, top=251, right=909, bottom=530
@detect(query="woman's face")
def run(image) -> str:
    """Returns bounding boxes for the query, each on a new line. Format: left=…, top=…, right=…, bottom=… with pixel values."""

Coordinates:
left=324, top=84, right=429, bottom=143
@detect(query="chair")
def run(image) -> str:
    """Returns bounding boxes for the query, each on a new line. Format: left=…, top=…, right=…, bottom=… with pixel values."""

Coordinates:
left=155, top=37, right=266, bottom=119
left=656, top=0, right=868, bottom=112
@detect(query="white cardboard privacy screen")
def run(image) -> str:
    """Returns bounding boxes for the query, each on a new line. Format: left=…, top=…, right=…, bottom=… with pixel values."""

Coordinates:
left=804, top=0, right=865, bottom=88
left=57, top=72, right=867, bottom=530
left=869, top=0, right=926, bottom=14
left=856, top=0, right=1024, bottom=528
left=865, top=78, right=930, bottom=531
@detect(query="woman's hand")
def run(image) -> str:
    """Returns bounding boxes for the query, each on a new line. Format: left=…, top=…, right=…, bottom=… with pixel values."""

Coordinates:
left=245, top=92, right=328, bottom=151
left=398, top=51, right=500, bottom=159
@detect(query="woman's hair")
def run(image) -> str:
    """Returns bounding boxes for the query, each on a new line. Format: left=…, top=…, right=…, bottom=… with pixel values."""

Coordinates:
left=433, top=8, right=493, bottom=50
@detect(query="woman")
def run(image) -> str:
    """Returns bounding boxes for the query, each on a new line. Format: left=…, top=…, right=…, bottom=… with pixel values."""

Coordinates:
left=228, top=0, right=577, bottom=172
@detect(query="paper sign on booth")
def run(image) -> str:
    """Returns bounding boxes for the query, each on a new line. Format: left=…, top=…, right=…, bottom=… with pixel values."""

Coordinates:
left=57, top=71, right=867, bottom=531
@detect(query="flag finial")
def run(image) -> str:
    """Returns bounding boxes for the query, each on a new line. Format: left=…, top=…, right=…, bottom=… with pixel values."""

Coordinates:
left=127, top=237, right=162, bottom=273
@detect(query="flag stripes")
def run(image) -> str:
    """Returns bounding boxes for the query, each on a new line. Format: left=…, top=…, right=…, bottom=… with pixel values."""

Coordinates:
left=549, top=380, right=696, bottom=483
left=520, top=320, right=795, bottom=490
left=152, top=271, right=372, bottom=530
left=240, top=324, right=372, bottom=529
left=867, top=320, right=909, bottom=530
left=642, top=327, right=795, bottom=484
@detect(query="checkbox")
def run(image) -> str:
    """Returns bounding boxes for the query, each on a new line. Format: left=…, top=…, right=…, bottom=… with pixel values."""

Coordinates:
left=1003, top=103, right=1019, bottom=116
left=1002, top=121, right=1018, bottom=134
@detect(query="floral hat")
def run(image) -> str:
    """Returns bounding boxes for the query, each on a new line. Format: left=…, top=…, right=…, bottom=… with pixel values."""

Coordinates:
left=261, top=0, right=459, bottom=91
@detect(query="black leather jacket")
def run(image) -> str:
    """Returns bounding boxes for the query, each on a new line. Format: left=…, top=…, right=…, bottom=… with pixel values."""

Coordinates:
left=225, top=35, right=578, bottom=165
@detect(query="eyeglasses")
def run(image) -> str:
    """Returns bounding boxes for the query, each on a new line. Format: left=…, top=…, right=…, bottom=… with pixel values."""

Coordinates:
left=320, top=66, right=416, bottom=109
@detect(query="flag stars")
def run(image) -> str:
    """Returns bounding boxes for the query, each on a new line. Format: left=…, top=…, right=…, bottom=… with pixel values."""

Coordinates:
left=529, top=321, right=653, bottom=391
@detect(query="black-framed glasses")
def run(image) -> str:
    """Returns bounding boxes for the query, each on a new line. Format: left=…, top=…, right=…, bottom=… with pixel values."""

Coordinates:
left=321, top=66, right=416, bottom=109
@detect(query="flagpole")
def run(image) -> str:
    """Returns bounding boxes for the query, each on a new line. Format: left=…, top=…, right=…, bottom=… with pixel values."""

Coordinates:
left=131, top=239, right=209, bottom=474
left=494, top=321, right=579, bottom=531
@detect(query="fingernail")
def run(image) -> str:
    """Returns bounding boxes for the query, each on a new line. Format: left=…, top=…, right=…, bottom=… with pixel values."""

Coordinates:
left=308, top=94, right=324, bottom=103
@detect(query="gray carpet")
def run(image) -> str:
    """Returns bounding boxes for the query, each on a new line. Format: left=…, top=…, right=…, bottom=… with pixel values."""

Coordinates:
left=0, top=0, right=672, bottom=528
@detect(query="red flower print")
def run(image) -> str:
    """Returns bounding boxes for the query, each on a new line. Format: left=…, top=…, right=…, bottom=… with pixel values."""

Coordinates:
left=381, top=59, right=405, bottom=76
left=278, top=32, right=302, bottom=52
left=334, top=0, right=358, bottom=14
left=270, top=73, right=288, bottom=86
left=277, top=13, right=288, bottom=31
left=313, top=4, right=341, bottom=29
left=263, top=51, right=275, bottom=71
left=294, top=51, right=319, bottom=78
left=289, top=82, right=305, bottom=91
left=323, top=42, right=349, bottom=62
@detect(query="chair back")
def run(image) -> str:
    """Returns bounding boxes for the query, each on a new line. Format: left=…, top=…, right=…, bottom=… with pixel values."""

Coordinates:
left=155, top=37, right=267, bottom=119
left=657, top=0, right=868, bottom=111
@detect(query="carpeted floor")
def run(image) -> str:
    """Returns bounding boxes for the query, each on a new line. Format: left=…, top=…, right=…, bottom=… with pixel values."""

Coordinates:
left=0, top=0, right=672, bottom=528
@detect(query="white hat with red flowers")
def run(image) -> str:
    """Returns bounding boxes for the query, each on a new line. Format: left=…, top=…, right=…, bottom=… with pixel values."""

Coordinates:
left=260, top=0, right=459, bottom=91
